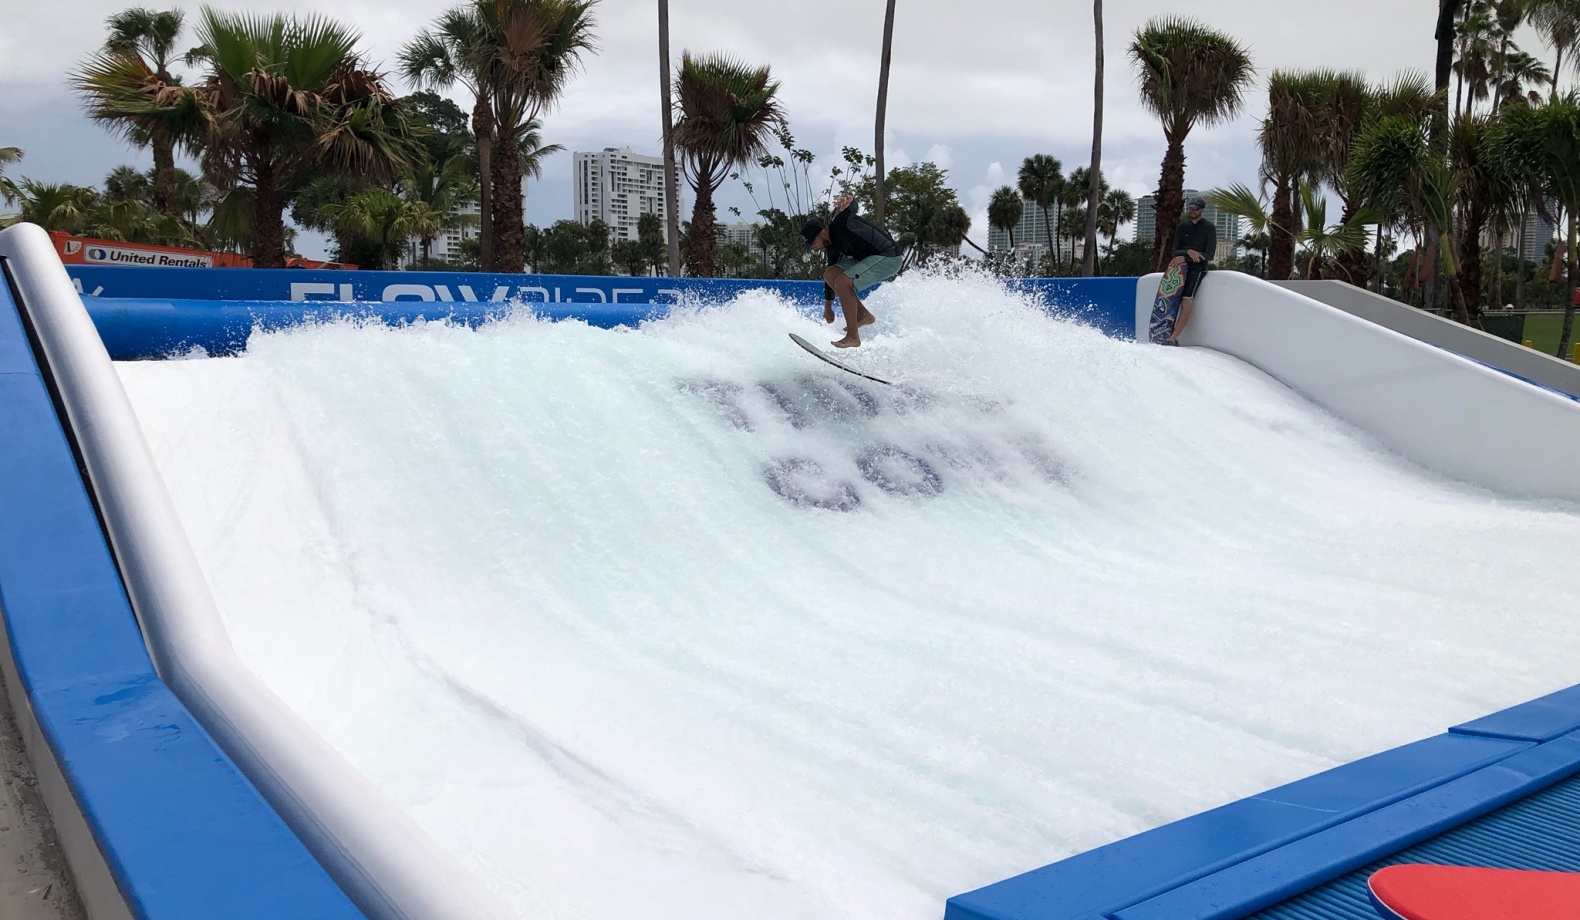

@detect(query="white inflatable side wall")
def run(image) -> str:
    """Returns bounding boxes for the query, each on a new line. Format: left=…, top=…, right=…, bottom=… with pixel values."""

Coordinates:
left=1135, top=271, right=1580, bottom=504
left=1, top=224, right=514, bottom=920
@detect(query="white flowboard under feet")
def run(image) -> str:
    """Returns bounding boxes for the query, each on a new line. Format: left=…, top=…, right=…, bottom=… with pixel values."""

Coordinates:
left=788, top=333, right=892, bottom=386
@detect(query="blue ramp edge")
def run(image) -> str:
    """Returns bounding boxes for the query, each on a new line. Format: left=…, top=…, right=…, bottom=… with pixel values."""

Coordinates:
left=1249, top=759, right=1580, bottom=919
left=945, top=685, right=1580, bottom=920
left=1450, top=683, right=1580, bottom=742
left=0, top=264, right=366, bottom=918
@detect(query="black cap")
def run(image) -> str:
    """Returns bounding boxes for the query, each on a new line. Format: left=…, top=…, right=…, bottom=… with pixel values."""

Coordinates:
left=800, top=218, right=825, bottom=249
left=1186, top=196, right=1207, bottom=210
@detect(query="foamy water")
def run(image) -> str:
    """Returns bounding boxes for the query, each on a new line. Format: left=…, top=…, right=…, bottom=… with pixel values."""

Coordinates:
left=116, top=271, right=1580, bottom=919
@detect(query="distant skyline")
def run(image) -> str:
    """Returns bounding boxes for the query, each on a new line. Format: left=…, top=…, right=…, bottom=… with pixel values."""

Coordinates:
left=1, top=1, right=1563, bottom=259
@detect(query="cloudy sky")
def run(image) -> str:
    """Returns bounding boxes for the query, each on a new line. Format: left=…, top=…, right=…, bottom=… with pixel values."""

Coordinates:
left=0, top=0, right=1556, bottom=258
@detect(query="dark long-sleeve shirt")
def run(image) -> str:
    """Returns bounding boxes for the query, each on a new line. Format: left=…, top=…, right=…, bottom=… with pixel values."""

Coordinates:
left=1172, top=217, right=1217, bottom=266
left=823, top=202, right=899, bottom=301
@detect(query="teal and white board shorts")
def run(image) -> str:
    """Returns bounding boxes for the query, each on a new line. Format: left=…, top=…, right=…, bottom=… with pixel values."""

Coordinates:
left=834, top=254, right=904, bottom=294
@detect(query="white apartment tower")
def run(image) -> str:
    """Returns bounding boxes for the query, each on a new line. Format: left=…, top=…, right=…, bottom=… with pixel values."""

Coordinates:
left=574, top=147, right=672, bottom=243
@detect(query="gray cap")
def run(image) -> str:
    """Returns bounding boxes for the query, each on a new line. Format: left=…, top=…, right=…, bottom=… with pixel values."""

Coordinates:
left=1186, top=196, right=1207, bottom=209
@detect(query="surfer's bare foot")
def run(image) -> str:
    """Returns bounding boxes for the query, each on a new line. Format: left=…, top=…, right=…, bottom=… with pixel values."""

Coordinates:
left=824, top=304, right=836, bottom=324
left=832, top=333, right=861, bottom=348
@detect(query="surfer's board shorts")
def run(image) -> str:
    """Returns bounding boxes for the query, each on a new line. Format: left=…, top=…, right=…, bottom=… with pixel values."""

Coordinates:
left=1182, top=262, right=1210, bottom=298
left=834, top=254, right=904, bottom=294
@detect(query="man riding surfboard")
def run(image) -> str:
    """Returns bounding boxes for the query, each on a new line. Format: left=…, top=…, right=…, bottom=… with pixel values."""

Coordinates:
left=800, top=195, right=903, bottom=349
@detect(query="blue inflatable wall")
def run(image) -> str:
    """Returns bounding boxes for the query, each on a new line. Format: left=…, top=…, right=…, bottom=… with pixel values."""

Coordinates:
left=70, top=267, right=1140, bottom=360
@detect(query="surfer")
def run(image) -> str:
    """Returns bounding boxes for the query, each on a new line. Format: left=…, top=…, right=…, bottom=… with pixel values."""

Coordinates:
left=800, top=195, right=903, bottom=349
left=1165, top=196, right=1216, bottom=345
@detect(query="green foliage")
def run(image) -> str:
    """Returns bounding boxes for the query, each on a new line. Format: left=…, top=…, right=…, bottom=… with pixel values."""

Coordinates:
left=674, top=50, right=785, bottom=277
left=538, top=219, right=612, bottom=275
left=403, top=90, right=474, bottom=168
left=848, top=161, right=967, bottom=263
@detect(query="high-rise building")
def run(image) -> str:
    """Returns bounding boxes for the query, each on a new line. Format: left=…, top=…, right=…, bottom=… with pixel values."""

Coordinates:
left=400, top=175, right=539, bottom=270
left=984, top=200, right=1111, bottom=266
left=716, top=221, right=763, bottom=252
left=1135, top=190, right=1241, bottom=263
left=1479, top=203, right=1557, bottom=264
left=573, top=147, right=673, bottom=243
left=986, top=203, right=1053, bottom=264
left=407, top=200, right=481, bottom=268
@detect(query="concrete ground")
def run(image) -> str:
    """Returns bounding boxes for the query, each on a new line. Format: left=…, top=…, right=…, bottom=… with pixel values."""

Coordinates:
left=0, top=664, right=87, bottom=919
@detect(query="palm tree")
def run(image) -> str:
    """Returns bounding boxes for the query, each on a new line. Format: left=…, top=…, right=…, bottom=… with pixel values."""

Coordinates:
left=1083, top=0, right=1105, bottom=276
left=1448, top=112, right=1516, bottom=319
left=1130, top=18, right=1255, bottom=270
left=987, top=185, right=1023, bottom=259
left=402, top=153, right=479, bottom=269
left=401, top=7, right=498, bottom=270
left=874, top=0, right=897, bottom=227
left=2, top=180, right=100, bottom=233
left=1495, top=95, right=1580, bottom=354
left=85, top=9, right=420, bottom=267
left=673, top=52, right=785, bottom=277
left=931, top=203, right=982, bottom=258
left=1098, top=186, right=1135, bottom=262
left=1528, top=0, right=1580, bottom=99
left=81, top=8, right=187, bottom=217
left=1453, top=1, right=1498, bottom=115
left=1017, top=154, right=1061, bottom=267
left=320, top=188, right=441, bottom=270
left=1258, top=71, right=1330, bottom=279
left=657, top=0, right=681, bottom=275
left=0, top=147, right=25, bottom=209
left=1349, top=112, right=1471, bottom=323
left=1294, top=180, right=1370, bottom=280
left=1497, top=50, right=1553, bottom=106
left=471, top=0, right=598, bottom=273
left=1489, top=0, right=1531, bottom=111
left=1064, top=166, right=1105, bottom=268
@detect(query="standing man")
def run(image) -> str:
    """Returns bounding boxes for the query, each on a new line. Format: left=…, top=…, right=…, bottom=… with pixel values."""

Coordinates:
left=1166, top=196, right=1217, bottom=346
left=800, top=195, right=903, bottom=349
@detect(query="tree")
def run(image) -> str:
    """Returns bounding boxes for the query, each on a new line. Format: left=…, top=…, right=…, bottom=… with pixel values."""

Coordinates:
left=1098, top=187, right=1136, bottom=264
left=1495, top=95, right=1580, bottom=354
left=637, top=211, right=668, bottom=274
left=657, top=0, right=681, bottom=275
left=0, top=147, right=23, bottom=210
left=402, top=153, right=479, bottom=270
left=1448, top=112, right=1516, bottom=317
left=401, top=7, right=499, bottom=270
left=673, top=52, right=785, bottom=277
left=79, top=7, right=186, bottom=217
left=1083, top=0, right=1105, bottom=276
left=2, top=180, right=99, bottom=233
left=1294, top=180, right=1369, bottom=280
left=318, top=188, right=441, bottom=271
left=471, top=0, right=598, bottom=273
left=931, top=202, right=981, bottom=258
left=539, top=218, right=611, bottom=274
left=1528, top=0, right=1580, bottom=100
left=1017, top=154, right=1061, bottom=266
left=1130, top=17, right=1254, bottom=269
left=95, top=9, right=421, bottom=267
left=987, top=185, right=1024, bottom=258
left=404, top=90, right=475, bottom=166
left=611, top=238, right=648, bottom=276
left=1349, top=112, right=1473, bottom=323
left=851, top=161, right=965, bottom=264
left=1063, top=166, right=1104, bottom=268
left=874, top=0, right=897, bottom=227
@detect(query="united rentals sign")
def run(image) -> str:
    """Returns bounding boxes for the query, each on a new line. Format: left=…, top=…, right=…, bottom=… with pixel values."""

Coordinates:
left=82, top=243, right=215, bottom=268
left=50, top=231, right=249, bottom=269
